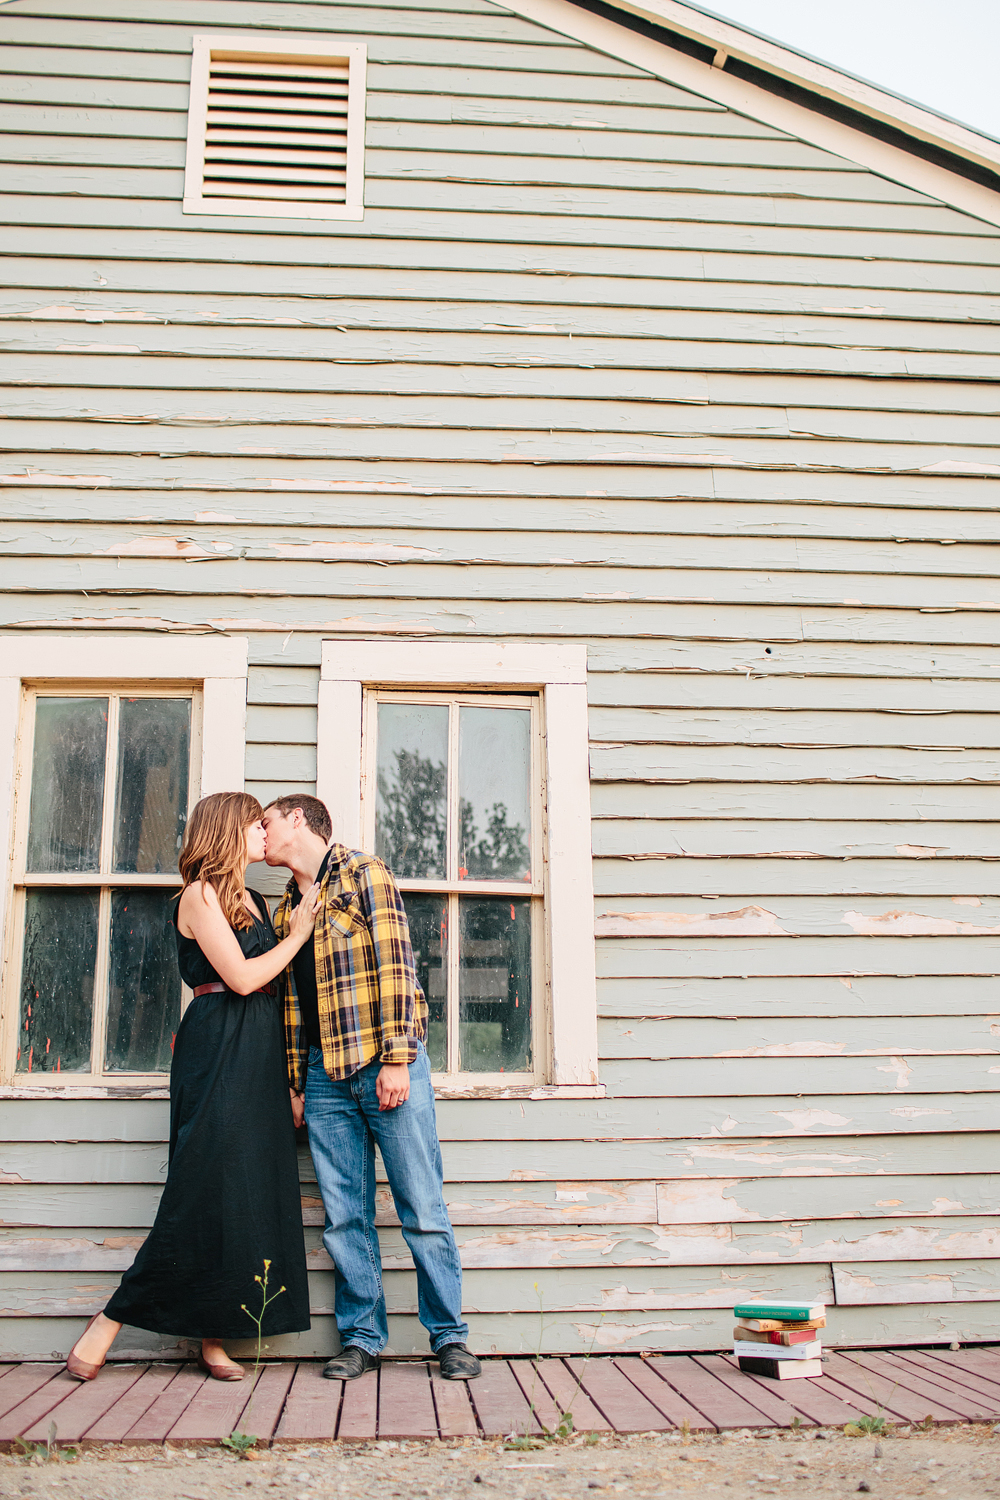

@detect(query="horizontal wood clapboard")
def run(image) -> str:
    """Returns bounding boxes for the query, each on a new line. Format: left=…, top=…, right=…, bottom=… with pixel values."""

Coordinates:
left=2, top=0, right=999, bottom=1355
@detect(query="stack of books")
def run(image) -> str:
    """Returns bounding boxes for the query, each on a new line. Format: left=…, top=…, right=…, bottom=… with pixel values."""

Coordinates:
left=732, top=1300, right=826, bottom=1380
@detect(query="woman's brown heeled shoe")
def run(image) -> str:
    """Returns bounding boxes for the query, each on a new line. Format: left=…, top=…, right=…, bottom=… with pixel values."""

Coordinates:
left=65, top=1312, right=106, bottom=1381
left=197, top=1349, right=245, bottom=1382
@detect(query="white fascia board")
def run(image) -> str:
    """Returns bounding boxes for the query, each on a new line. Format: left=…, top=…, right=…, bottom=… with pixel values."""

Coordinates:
left=615, top=0, right=1000, bottom=176
left=503, top=0, right=1000, bottom=230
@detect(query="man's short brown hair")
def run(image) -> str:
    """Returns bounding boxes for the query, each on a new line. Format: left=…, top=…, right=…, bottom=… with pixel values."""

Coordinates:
left=264, top=794, right=332, bottom=841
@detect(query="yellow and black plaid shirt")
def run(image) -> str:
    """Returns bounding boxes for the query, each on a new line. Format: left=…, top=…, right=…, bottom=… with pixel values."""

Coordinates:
left=275, top=842, right=428, bottom=1090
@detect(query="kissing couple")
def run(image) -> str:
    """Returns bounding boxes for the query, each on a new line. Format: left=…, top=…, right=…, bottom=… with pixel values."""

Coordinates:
left=65, top=791, right=480, bottom=1385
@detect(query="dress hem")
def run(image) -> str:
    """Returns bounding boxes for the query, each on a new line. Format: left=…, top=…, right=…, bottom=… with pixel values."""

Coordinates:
left=105, top=1313, right=313, bottom=1340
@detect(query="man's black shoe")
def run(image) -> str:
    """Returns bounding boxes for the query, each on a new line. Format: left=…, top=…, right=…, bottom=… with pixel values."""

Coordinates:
left=438, top=1343, right=481, bottom=1380
left=322, top=1346, right=380, bottom=1380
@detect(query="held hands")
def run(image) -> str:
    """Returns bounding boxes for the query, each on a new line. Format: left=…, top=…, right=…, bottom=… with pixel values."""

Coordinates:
left=290, top=1089, right=305, bottom=1129
left=376, top=1062, right=410, bottom=1111
left=289, top=882, right=321, bottom=944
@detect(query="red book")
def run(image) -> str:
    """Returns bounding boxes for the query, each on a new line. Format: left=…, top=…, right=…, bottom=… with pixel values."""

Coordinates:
left=769, top=1329, right=817, bottom=1346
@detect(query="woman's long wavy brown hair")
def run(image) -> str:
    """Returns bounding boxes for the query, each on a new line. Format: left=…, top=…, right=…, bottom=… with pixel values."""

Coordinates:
left=178, top=791, right=263, bottom=931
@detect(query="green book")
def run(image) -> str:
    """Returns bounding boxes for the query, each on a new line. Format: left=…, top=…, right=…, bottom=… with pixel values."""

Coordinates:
left=733, top=1301, right=826, bottom=1321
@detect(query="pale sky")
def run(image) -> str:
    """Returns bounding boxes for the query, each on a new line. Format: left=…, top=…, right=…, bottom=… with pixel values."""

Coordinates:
left=701, top=0, right=1000, bottom=143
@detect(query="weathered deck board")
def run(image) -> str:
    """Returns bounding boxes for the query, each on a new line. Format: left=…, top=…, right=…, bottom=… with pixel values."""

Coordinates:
left=512, top=1362, right=575, bottom=1428
left=645, top=1356, right=775, bottom=1431
left=613, top=1356, right=714, bottom=1432
left=21, top=1362, right=144, bottom=1443
left=567, top=1356, right=672, bottom=1433
left=84, top=1364, right=181, bottom=1444
left=273, top=1361, right=341, bottom=1443
left=528, top=1358, right=613, bottom=1433
left=468, top=1359, right=542, bottom=1437
left=717, top=1356, right=867, bottom=1429
left=0, top=1364, right=60, bottom=1422
left=237, top=1364, right=297, bottom=1446
left=693, top=1355, right=812, bottom=1429
left=336, top=1369, right=378, bottom=1441
left=821, top=1353, right=964, bottom=1425
left=0, top=1354, right=999, bottom=1444
left=915, top=1348, right=1000, bottom=1399
left=123, top=1363, right=204, bottom=1443
left=938, top=1346, right=1000, bottom=1385
left=429, top=1368, right=480, bottom=1437
left=378, top=1362, right=438, bottom=1439
left=0, top=1368, right=81, bottom=1441
left=880, top=1350, right=1000, bottom=1418
left=167, top=1367, right=255, bottom=1442
left=847, top=1350, right=991, bottom=1422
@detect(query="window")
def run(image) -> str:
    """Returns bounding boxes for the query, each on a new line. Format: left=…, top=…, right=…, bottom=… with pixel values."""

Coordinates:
left=11, top=691, right=195, bottom=1078
left=183, top=34, right=367, bottom=221
left=0, top=634, right=249, bottom=1089
left=366, top=691, right=542, bottom=1082
left=318, top=641, right=601, bottom=1097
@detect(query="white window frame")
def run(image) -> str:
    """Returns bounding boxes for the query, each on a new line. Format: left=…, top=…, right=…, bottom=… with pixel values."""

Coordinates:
left=183, top=34, right=367, bottom=222
left=317, top=641, right=601, bottom=1099
left=0, top=636, right=249, bottom=1095
left=365, top=688, right=545, bottom=1087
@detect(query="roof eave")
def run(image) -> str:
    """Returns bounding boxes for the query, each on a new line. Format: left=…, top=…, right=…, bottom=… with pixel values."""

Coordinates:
left=605, top=0, right=1000, bottom=179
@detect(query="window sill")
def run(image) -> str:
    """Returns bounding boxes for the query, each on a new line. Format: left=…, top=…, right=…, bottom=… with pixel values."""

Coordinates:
left=0, top=1080, right=606, bottom=1103
left=0, top=1082, right=170, bottom=1099
left=431, top=1082, right=606, bottom=1101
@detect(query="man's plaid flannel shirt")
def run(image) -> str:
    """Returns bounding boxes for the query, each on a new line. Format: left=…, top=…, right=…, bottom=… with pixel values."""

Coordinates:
left=274, top=842, right=428, bottom=1090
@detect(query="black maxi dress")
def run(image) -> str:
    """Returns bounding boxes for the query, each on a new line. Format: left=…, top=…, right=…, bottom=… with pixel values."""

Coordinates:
left=104, top=891, right=310, bottom=1340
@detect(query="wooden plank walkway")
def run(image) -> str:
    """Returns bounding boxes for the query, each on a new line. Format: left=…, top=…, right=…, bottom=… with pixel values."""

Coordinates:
left=0, top=1351, right=997, bottom=1448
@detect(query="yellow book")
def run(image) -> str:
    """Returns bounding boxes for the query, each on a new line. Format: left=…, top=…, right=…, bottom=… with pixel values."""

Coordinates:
left=736, top=1316, right=826, bottom=1332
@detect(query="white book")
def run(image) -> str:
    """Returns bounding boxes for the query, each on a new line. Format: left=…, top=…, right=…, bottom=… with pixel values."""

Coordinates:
left=733, top=1339, right=822, bottom=1361
left=737, top=1357, right=823, bottom=1381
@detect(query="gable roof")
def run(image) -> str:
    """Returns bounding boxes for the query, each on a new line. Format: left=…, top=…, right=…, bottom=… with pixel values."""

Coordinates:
left=500, top=0, right=1000, bottom=229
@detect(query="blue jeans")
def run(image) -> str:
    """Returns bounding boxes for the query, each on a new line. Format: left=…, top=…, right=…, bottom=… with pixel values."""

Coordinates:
left=304, top=1043, right=468, bottom=1356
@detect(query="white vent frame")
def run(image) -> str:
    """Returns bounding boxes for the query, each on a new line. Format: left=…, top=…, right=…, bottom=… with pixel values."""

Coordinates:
left=184, top=33, right=367, bottom=222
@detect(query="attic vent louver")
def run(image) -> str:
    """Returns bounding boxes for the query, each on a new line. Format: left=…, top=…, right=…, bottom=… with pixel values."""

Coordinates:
left=184, top=35, right=367, bottom=221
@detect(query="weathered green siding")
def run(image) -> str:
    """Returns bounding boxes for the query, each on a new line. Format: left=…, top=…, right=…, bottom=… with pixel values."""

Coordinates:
left=1, top=0, right=999, bottom=1359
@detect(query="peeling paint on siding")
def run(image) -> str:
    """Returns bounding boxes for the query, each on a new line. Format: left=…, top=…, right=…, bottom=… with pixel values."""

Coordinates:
left=844, top=908, right=1000, bottom=935
left=595, top=905, right=791, bottom=936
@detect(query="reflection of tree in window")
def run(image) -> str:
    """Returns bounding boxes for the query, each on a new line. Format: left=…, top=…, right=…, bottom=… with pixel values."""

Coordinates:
left=114, top=699, right=191, bottom=874
left=376, top=749, right=446, bottom=878
left=378, top=748, right=529, bottom=882
left=459, top=798, right=529, bottom=880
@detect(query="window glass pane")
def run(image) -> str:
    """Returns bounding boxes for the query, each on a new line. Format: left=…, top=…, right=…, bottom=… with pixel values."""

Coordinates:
left=17, top=889, right=99, bottom=1073
left=403, top=892, right=448, bottom=1072
left=459, top=897, right=532, bottom=1072
left=375, top=702, right=448, bottom=879
left=459, top=707, right=531, bottom=882
left=26, top=698, right=108, bottom=873
left=106, top=889, right=182, bottom=1072
left=113, top=698, right=191, bottom=874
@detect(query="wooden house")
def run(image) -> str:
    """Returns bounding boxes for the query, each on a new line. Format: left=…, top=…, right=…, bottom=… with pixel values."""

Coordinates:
left=2, top=0, right=1000, bottom=1361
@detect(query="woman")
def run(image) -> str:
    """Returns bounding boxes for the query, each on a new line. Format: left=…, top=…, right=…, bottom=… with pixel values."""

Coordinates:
left=66, top=791, right=321, bottom=1382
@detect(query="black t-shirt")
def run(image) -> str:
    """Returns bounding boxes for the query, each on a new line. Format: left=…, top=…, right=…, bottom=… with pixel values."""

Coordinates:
left=290, top=849, right=332, bottom=1053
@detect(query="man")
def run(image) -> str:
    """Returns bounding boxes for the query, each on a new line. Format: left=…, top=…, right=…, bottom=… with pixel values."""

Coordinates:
left=262, top=794, right=480, bottom=1383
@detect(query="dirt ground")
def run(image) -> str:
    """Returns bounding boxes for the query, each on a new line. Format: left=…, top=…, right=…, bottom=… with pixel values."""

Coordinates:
left=2, top=1425, right=999, bottom=1500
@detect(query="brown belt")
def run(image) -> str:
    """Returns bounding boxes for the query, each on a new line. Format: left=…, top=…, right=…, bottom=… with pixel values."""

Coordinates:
left=192, top=981, right=274, bottom=997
